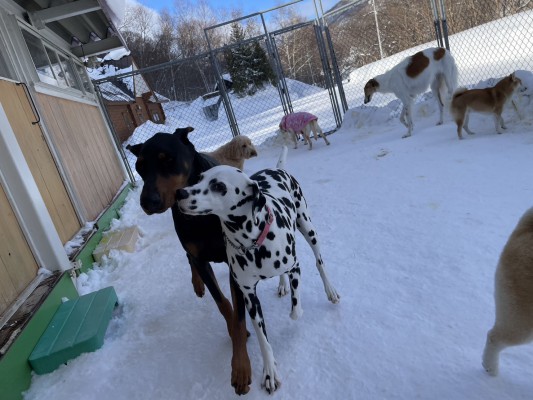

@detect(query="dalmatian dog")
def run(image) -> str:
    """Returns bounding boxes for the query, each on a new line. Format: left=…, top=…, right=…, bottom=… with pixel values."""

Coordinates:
left=176, top=165, right=340, bottom=393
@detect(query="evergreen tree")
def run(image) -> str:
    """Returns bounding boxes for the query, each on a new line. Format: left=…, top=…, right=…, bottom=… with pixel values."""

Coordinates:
left=226, top=22, right=276, bottom=97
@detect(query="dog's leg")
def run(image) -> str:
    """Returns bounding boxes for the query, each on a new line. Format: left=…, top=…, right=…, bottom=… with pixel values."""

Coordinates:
left=314, top=121, right=330, bottom=146
left=188, top=255, right=205, bottom=297
left=288, top=263, right=303, bottom=319
left=189, top=256, right=234, bottom=337
left=463, top=111, right=475, bottom=135
left=495, top=112, right=505, bottom=133
left=401, top=102, right=413, bottom=138
left=229, top=276, right=252, bottom=394
left=482, top=328, right=506, bottom=376
left=399, top=105, right=408, bottom=128
left=431, top=76, right=444, bottom=125
left=293, top=188, right=340, bottom=304
left=302, top=129, right=312, bottom=150
left=241, top=282, right=281, bottom=393
left=277, top=273, right=289, bottom=297
left=290, top=131, right=298, bottom=149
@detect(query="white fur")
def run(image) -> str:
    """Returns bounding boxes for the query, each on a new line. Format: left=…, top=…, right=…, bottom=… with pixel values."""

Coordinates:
left=364, top=47, right=458, bottom=138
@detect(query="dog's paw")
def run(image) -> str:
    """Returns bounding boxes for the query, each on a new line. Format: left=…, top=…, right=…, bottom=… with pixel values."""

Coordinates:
left=261, top=363, right=281, bottom=394
left=401, top=132, right=412, bottom=139
left=277, top=275, right=289, bottom=297
left=192, top=279, right=205, bottom=298
left=482, top=360, right=498, bottom=377
left=290, top=306, right=303, bottom=320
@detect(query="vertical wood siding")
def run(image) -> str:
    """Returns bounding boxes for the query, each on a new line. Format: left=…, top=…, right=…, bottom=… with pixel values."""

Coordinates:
left=37, top=94, right=126, bottom=221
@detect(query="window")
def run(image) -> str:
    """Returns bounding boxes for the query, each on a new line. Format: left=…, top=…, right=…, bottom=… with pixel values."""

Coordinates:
left=74, top=63, right=93, bottom=93
left=152, top=113, right=160, bottom=122
left=22, top=29, right=56, bottom=85
left=21, top=28, right=90, bottom=95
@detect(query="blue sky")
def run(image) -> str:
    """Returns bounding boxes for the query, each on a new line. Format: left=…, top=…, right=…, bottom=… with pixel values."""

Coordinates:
left=133, top=0, right=338, bottom=19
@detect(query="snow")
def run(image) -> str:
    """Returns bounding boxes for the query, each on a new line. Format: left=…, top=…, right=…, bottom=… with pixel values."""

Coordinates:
left=24, top=67, right=533, bottom=399
left=101, top=0, right=126, bottom=28
left=23, top=12, right=533, bottom=399
left=103, top=49, right=131, bottom=62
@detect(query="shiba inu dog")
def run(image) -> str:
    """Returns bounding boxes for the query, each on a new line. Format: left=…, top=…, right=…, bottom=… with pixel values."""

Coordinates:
left=451, top=73, right=522, bottom=139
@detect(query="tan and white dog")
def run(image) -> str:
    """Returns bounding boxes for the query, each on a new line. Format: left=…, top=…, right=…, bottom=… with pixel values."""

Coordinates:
left=279, top=112, right=330, bottom=150
left=364, top=47, right=458, bottom=138
left=483, top=207, right=533, bottom=376
left=450, top=73, right=522, bottom=139
left=203, top=135, right=257, bottom=170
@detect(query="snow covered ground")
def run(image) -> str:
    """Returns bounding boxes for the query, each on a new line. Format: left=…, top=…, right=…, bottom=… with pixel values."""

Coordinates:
left=23, top=61, right=533, bottom=399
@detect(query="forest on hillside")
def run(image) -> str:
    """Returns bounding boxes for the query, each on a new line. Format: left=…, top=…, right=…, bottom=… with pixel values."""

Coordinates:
left=108, top=0, right=532, bottom=100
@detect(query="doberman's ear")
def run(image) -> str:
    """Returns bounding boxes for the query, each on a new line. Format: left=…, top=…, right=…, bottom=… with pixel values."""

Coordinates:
left=173, top=126, right=194, bottom=144
left=126, top=143, right=144, bottom=157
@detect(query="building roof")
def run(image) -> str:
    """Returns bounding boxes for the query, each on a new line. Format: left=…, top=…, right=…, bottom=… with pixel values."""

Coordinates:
left=11, top=0, right=128, bottom=58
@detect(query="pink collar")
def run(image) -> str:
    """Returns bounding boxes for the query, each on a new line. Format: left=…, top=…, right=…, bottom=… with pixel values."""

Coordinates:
left=224, top=206, right=274, bottom=254
left=255, top=206, right=274, bottom=247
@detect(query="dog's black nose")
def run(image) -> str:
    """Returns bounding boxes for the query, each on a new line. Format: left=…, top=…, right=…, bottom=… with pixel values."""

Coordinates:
left=140, top=192, right=163, bottom=214
left=176, top=189, right=189, bottom=200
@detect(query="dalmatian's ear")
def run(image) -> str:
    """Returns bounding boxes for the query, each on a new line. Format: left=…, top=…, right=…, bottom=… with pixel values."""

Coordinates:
left=250, top=181, right=266, bottom=223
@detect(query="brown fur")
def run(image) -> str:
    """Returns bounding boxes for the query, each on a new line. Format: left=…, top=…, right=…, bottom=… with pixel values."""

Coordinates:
left=433, top=47, right=446, bottom=61
left=406, top=51, right=430, bottom=78
left=451, top=73, right=522, bottom=139
left=483, top=207, right=533, bottom=376
left=203, top=135, right=257, bottom=170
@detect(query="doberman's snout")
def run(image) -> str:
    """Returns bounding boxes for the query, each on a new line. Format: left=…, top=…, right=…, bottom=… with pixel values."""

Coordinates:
left=140, top=191, right=163, bottom=214
left=175, top=188, right=189, bottom=201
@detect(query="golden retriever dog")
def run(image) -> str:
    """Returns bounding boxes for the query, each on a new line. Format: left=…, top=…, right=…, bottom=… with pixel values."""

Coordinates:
left=482, top=206, right=533, bottom=376
left=451, top=72, right=522, bottom=139
left=203, top=135, right=257, bottom=170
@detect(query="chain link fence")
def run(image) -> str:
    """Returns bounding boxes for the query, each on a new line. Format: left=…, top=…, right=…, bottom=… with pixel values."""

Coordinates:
left=326, top=0, right=533, bottom=114
left=92, top=0, right=533, bottom=177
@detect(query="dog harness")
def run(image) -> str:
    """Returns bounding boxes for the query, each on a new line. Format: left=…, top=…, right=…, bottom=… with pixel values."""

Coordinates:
left=224, top=206, right=274, bottom=254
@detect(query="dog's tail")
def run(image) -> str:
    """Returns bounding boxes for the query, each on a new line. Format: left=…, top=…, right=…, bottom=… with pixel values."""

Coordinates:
left=276, top=146, right=288, bottom=169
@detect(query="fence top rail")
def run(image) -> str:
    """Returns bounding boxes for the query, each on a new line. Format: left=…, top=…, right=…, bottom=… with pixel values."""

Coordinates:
left=203, top=0, right=304, bottom=32
left=270, top=20, right=316, bottom=37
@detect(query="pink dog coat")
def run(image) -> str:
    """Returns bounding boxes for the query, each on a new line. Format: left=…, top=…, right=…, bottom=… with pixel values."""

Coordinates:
left=279, top=112, right=318, bottom=133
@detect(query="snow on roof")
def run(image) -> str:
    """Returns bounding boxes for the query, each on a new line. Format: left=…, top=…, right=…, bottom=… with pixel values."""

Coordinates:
left=97, top=81, right=134, bottom=102
left=103, top=48, right=131, bottom=61
left=100, top=0, right=126, bottom=28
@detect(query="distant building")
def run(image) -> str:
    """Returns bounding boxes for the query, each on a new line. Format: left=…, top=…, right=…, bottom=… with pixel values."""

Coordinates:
left=94, top=55, right=168, bottom=142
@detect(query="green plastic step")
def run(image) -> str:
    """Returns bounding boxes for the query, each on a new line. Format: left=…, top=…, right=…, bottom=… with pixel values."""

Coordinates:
left=28, top=286, right=118, bottom=375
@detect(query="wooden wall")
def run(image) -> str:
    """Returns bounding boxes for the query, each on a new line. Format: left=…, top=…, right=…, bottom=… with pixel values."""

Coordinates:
left=37, top=94, right=126, bottom=221
left=0, top=183, right=38, bottom=315
left=0, top=80, right=80, bottom=244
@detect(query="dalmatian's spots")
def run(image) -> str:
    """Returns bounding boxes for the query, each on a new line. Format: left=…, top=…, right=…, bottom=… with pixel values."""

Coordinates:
left=176, top=165, right=340, bottom=394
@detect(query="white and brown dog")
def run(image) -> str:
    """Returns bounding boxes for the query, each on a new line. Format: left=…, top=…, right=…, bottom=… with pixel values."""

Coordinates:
left=451, top=73, right=522, bottom=139
left=279, top=112, right=330, bottom=150
left=483, top=207, right=533, bottom=376
left=176, top=164, right=340, bottom=393
left=364, top=47, right=458, bottom=138
left=203, top=135, right=258, bottom=170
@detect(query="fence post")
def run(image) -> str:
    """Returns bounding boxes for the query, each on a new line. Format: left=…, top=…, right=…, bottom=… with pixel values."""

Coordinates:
left=204, top=29, right=240, bottom=137
left=429, top=0, right=444, bottom=47
left=438, top=0, right=451, bottom=50
left=314, top=23, right=342, bottom=128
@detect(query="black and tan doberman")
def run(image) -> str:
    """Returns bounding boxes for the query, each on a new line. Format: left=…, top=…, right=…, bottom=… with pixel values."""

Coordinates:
left=127, top=127, right=251, bottom=394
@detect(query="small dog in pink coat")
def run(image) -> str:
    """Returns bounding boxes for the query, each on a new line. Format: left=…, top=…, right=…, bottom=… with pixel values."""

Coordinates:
left=279, top=112, right=330, bottom=150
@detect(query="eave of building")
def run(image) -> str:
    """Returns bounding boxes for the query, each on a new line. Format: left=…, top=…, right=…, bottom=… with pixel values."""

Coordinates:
left=4, top=0, right=127, bottom=58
